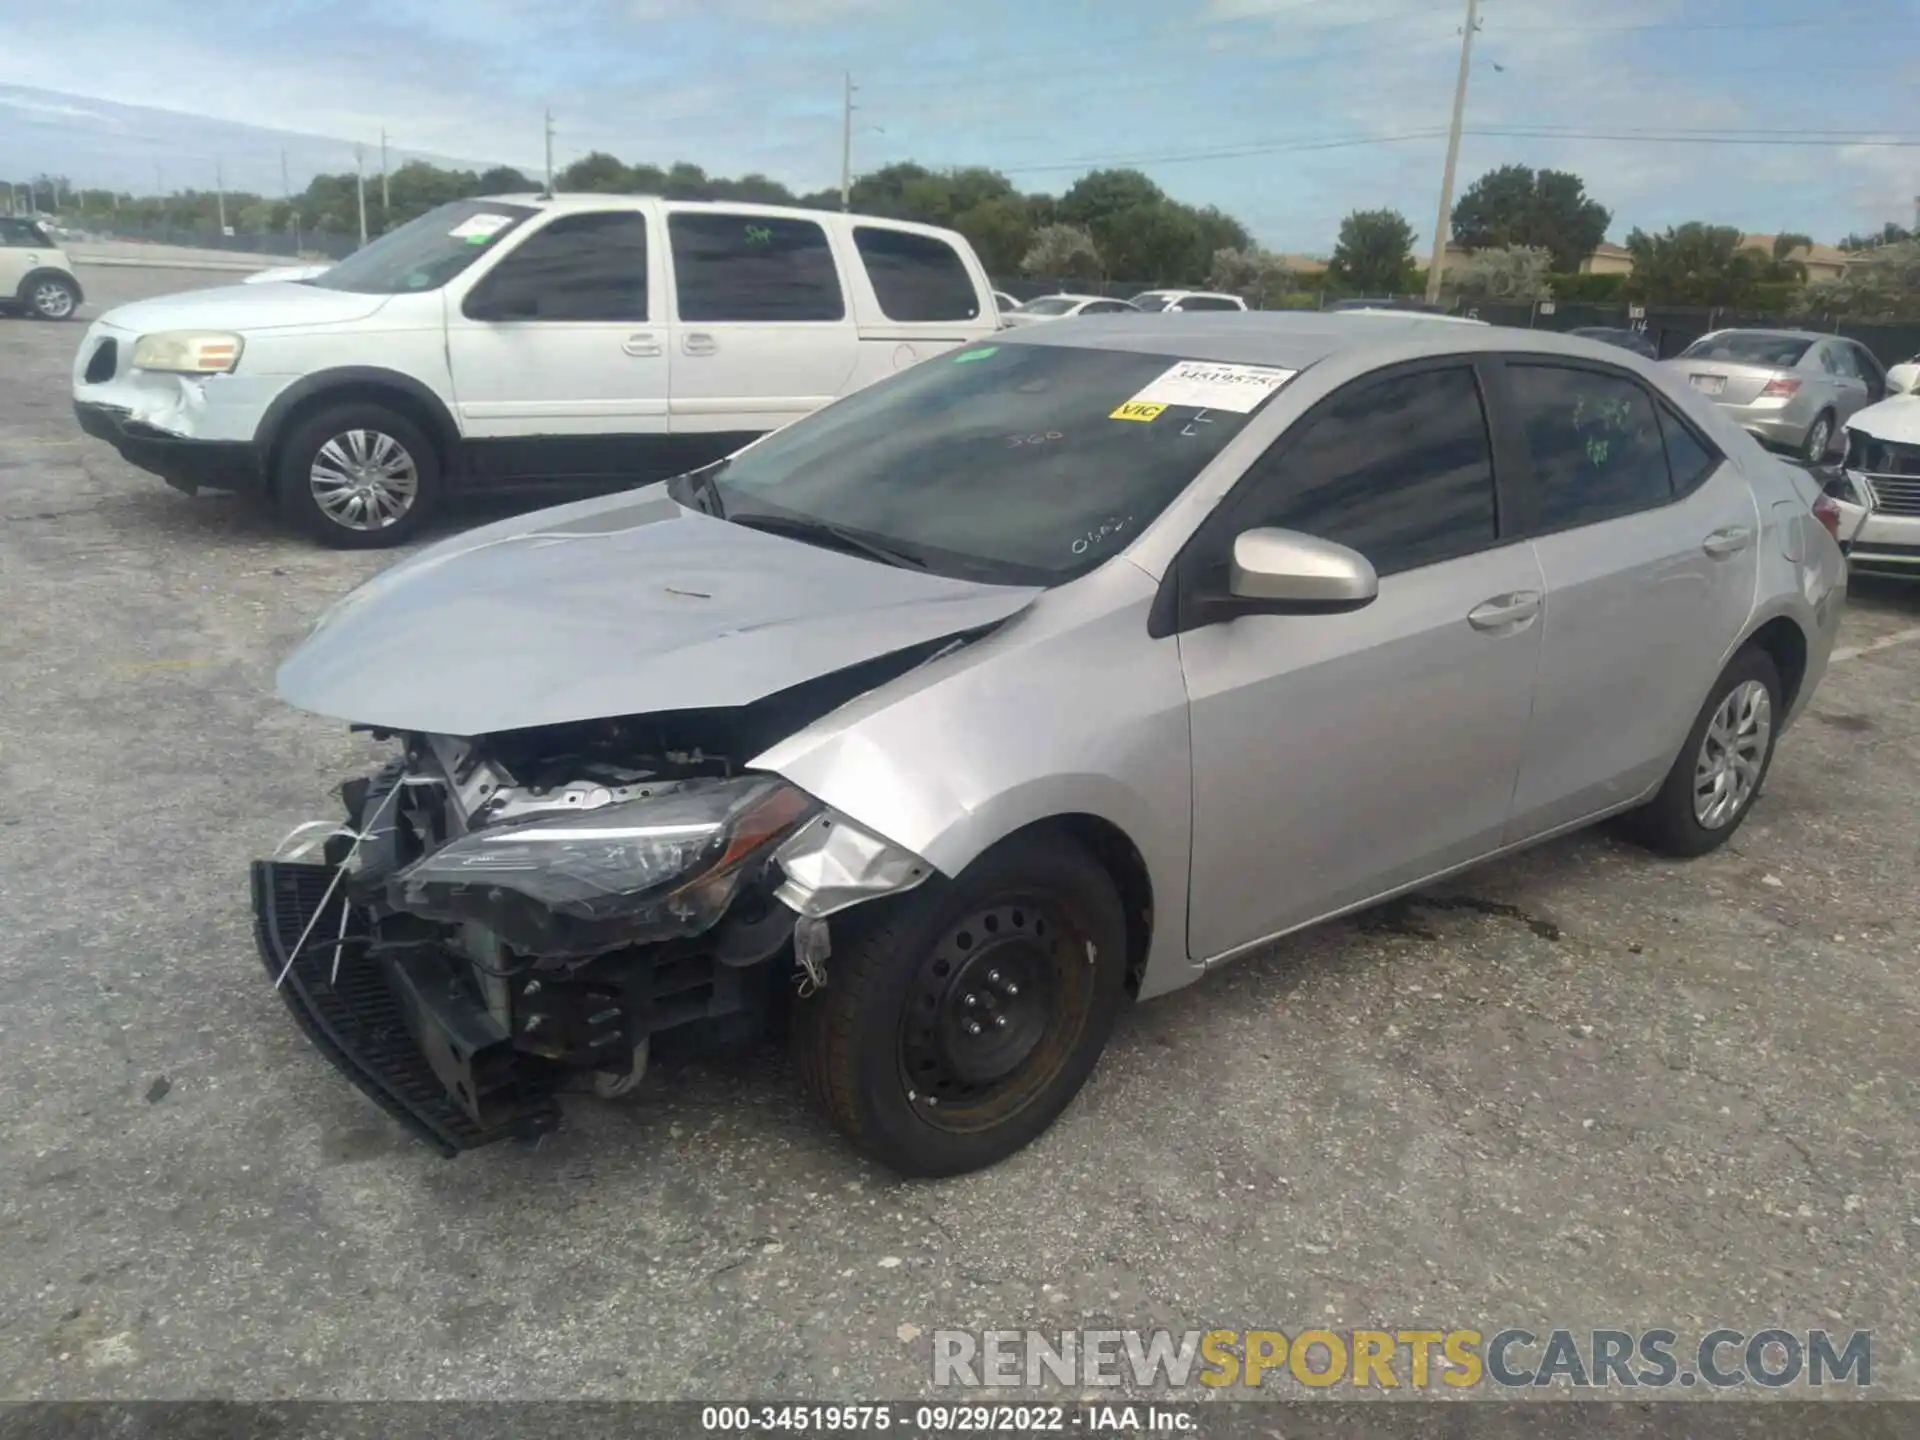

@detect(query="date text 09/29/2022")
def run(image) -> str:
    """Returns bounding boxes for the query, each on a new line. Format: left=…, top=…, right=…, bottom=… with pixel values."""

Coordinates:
left=701, top=1406, right=1193, bottom=1434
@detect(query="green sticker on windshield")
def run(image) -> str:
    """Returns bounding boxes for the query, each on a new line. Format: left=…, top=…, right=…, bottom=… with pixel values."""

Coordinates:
left=952, top=346, right=999, bottom=364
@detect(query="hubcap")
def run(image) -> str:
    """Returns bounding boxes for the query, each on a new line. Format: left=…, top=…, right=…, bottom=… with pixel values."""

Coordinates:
left=898, top=900, right=1094, bottom=1133
left=309, top=429, right=419, bottom=531
left=33, top=282, right=73, bottom=318
left=1693, top=679, right=1771, bottom=829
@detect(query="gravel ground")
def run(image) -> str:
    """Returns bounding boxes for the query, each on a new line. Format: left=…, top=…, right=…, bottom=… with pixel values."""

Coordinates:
left=3, top=268, right=1919, bottom=1404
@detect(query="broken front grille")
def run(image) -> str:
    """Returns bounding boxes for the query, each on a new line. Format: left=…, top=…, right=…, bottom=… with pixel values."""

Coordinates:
left=1847, top=433, right=1920, bottom=517
left=83, top=338, right=117, bottom=384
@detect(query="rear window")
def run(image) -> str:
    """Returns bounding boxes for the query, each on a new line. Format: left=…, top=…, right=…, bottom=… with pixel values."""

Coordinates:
left=1174, top=295, right=1242, bottom=312
left=0, top=217, right=54, bottom=247
left=668, top=212, right=845, bottom=323
left=1680, top=333, right=1812, bottom=367
left=853, top=226, right=979, bottom=323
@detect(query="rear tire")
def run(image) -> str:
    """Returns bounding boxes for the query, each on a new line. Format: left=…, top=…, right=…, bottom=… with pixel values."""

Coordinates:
left=274, top=402, right=441, bottom=549
left=792, top=833, right=1130, bottom=1177
left=26, top=274, right=78, bottom=320
left=1624, top=645, right=1782, bottom=858
left=1801, top=411, right=1835, bottom=465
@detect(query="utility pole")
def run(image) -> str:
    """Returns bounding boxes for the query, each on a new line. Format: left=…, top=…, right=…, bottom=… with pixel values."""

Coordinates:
left=544, top=109, right=556, bottom=195
left=282, top=148, right=300, bottom=254
left=840, top=71, right=857, bottom=211
left=215, top=158, right=227, bottom=234
left=1424, top=0, right=1480, bottom=306
left=355, top=144, right=369, bottom=246
left=380, top=127, right=391, bottom=214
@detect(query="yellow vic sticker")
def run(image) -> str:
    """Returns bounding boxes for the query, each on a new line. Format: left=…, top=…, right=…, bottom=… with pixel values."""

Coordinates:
left=1111, top=400, right=1167, bottom=422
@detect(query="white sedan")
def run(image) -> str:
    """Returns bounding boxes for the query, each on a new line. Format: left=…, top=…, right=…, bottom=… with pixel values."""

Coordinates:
left=1001, top=293, right=1142, bottom=327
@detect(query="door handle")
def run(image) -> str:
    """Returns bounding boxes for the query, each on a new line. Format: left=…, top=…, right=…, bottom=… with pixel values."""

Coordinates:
left=682, top=333, right=718, bottom=357
left=1467, top=591, right=1542, bottom=632
left=1701, top=526, right=1753, bottom=559
left=623, top=332, right=662, bottom=357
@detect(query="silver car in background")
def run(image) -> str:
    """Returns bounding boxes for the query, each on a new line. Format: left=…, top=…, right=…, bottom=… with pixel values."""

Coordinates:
left=253, top=314, right=1846, bottom=1178
left=1001, top=293, right=1142, bottom=327
left=1669, top=328, right=1887, bottom=463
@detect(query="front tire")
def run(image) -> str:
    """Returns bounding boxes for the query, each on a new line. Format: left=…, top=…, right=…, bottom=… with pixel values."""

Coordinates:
left=26, top=274, right=78, bottom=320
left=274, top=402, right=440, bottom=549
left=792, top=833, right=1130, bottom=1177
left=1625, top=645, right=1782, bottom=858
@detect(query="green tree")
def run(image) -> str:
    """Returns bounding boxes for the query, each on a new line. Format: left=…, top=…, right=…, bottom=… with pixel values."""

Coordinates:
left=1805, top=241, right=1920, bottom=320
left=478, top=165, right=533, bottom=192
left=1624, top=223, right=1806, bottom=306
left=1449, top=164, right=1611, bottom=272
left=1772, top=232, right=1813, bottom=263
left=1057, top=168, right=1166, bottom=230
left=1021, top=223, right=1103, bottom=280
left=1449, top=244, right=1553, bottom=302
left=1839, top=222, right=1913, bottom=252
left=558, top=152, right=631, bottom=192
left=1329, top=209, right=1417, bottom=293
left=1207, top=246, right=1294, bottom=304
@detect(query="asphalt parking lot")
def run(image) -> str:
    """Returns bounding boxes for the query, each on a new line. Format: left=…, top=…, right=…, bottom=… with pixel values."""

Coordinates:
left=4, top=267, right=1920, bottom=1404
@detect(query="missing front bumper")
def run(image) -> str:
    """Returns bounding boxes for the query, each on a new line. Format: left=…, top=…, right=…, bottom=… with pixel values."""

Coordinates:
left=250, top=859, right=561, bottom=1155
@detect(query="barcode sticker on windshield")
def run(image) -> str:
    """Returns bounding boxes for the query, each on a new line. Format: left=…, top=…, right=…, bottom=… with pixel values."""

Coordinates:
left=448, top=213, right=514, bottom=240
left=1127, top=360, right=1296, bottom=413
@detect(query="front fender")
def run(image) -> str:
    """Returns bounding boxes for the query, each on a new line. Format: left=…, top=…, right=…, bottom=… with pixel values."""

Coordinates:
left=752, top=567, right=1202, bottom=1000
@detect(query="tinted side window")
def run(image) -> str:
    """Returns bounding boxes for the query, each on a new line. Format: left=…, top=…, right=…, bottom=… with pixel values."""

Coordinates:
left=670, top=212, right=844, bottom=322
left=1658, top=404, right=1718, bottom=496
left=0, top=218, right=51, bottom=247
left=1229, top=365, right=1498, bottom=576
left=853, top=226, right=978, bottom=322
left=463, top=212, right=648, bottom=322
left=1179, top=296, right=1241, bottom=311
left=1506, top=363, right=1671, bottom=529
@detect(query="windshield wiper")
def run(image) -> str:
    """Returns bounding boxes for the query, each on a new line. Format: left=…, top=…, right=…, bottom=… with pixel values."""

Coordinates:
left=726, top=510, right=929, bottom=570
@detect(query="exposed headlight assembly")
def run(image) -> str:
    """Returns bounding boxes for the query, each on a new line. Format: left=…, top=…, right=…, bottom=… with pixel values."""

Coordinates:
left=130, top=330, right=245, bottom=374
left=389, top=774, right=816, bottom=957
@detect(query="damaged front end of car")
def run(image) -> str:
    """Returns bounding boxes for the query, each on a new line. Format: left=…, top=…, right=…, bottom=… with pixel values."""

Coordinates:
left=252, top=712, right=931, bottom=1155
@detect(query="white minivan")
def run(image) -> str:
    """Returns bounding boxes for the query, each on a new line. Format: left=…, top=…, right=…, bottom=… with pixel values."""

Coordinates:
left=72, top=195, right=1000, bottom=546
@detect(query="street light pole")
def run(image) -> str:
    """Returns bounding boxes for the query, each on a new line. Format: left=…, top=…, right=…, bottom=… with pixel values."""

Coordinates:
left=355, top=144, right=368, bottom=246
left=380, top=127, right=391, bottom=214
left=840, top=71, right=857, bottom=211
left=1424, top=0, right=1480, bottom=305
left=544, top=109, right=556, bottom=196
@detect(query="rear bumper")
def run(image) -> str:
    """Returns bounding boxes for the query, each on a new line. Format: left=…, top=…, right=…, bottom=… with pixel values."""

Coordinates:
left=250, top=860, right=561, bottom=1154
left=74, top=400, right=261, bottom=494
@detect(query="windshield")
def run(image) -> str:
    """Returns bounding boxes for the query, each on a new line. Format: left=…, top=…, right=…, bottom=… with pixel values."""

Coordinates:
left=1681, top=332, right=1812, bottom=367
left=1129, top=291, right=1176, bottom=311
left=688, top=342, right=1295, bottom=584
left=1015, top=297, right=1080, bottom=316
left=309, top=200, right=536, bottom=294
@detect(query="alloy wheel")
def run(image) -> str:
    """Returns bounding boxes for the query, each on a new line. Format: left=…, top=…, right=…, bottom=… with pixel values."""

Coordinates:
left=309, top=429, right=420, bottom=532
left=32, top=281, right=75, bottom=319
left=1693, top=679, right=1772, bottom=829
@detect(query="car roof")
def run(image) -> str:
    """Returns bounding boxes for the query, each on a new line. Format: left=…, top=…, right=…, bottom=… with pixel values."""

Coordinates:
left=477, top=192, right=967, bottom=240
left=1693, top=326, right=1831, bottom=342
left=994, top=309, right=1627, bottom=371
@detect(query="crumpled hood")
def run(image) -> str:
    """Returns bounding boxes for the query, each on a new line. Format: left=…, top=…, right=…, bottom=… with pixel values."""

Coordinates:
left=98, top=281, right=393, bottom=334
left=1847, top=392, right=1920, bottom=444
left=278, top=488, right=1042, bottom=736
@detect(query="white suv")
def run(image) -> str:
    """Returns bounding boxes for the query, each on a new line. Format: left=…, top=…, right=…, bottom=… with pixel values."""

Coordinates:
left=72, top=195, right=1000, bottom=546
left=1126, top=289, right=1247, bottom=313
left=1, top=216, right=84, bottom=320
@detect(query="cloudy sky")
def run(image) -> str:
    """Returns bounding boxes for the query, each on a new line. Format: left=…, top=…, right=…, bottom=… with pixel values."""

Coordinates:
left=2, top=0, right=1915, bottom=252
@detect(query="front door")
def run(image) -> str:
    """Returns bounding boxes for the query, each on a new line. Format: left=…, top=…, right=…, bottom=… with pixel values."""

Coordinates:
left=444, top=209, right=670, bottom=482
left=1180, top=362, right=1544, bottom=961
left=663, top=208, right=861, bottom=448
left=1495, top=358, right=1761, bottom=839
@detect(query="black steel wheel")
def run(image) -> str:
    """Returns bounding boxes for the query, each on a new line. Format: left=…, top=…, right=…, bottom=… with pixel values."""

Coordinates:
left=793, top=832, right=1130, bottom=1177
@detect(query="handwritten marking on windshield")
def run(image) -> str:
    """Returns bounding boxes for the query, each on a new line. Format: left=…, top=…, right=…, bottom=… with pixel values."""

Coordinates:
left=1072, top=515, right=1132, bottom=555
left=1007, top=431, right=1064, bottom=448
left=1181, top=409, right=1215, bottom=437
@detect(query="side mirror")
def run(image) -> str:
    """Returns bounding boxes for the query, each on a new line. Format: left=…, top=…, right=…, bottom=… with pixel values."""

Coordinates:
left=1228, top=528, right=1378, bottom=613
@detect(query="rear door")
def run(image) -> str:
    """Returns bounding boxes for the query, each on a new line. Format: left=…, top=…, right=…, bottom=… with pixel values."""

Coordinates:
left=663, top=208, right=860, bottom=447
left=844, top=223, right=993, bottom=388
left=1497, top=357, right=1759, bottom=840
left=444, top=207, right=669, bottom=481
left=1824, top=340, right=1875, bottom=424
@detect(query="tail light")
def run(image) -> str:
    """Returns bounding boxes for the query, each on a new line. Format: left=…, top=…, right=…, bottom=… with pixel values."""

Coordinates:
left=1759, top=377, right=1802, bottom=399
left=1812, top=494, right=1843, bottom=541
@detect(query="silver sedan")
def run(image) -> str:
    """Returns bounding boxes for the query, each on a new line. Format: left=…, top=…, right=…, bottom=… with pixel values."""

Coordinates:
left=1667, top=328, right=1887, bottom=463
left=254, top=314, right=1848, bottom=1177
